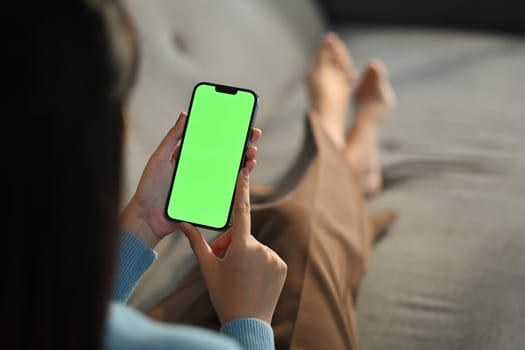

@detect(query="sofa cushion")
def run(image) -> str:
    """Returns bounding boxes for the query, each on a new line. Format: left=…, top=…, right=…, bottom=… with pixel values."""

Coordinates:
left=337, top=26, right=525, bottom=350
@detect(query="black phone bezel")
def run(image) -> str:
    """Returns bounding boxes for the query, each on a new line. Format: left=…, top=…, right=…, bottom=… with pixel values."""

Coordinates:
left=164, top=81, right=259, bottom=231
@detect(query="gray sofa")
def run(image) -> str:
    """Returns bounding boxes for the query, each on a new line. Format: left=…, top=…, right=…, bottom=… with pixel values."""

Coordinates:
left=122, top=0, right=525, bottom=349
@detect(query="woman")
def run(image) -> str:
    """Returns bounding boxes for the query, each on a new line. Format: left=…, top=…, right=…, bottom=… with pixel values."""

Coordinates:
left=5, top=0, right=286, bottom=349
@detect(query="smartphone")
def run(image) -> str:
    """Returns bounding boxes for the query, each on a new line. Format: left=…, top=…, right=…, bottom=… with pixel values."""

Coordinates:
left=165, top=82, right=259, bottom=231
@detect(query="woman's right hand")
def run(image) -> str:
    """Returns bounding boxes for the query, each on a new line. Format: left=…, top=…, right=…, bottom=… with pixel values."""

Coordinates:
left=180, top=167, right=287, bottom=325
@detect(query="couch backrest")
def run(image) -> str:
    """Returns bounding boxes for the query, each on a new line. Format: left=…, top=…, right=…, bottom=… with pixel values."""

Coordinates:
left=318, top=0, right=525, bottom=34
left=122, top=0, right=326, bottom=200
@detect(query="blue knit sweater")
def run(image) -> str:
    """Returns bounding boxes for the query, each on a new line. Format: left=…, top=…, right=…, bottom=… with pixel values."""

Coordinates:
left=105, top=230, right=275, bottom=349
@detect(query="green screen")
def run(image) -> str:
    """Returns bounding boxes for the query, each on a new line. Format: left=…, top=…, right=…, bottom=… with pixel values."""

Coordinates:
left=166, top=83, right=257, bottom=230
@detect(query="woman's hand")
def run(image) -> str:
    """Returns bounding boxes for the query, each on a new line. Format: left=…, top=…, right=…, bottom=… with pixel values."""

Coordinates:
left=180, top=168, right=287, bottom=325
left=120, top=111, right=262, bottom=248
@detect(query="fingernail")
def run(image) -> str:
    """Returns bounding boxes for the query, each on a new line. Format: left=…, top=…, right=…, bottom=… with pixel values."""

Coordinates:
left=176, top=112, right=186, bottom=124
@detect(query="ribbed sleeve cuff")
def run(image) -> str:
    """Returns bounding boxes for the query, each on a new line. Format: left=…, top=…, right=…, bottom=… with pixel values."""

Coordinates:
left=220, top=318, right=275, bottom=350
left=112, top=229, right=157, bottom=303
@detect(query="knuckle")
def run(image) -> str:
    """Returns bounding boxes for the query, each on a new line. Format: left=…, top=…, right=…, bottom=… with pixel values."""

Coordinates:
left=252, top=242, right=265, bottom=254
left=279, top=260, right=288, bottom=275
left=237, top=200, right=250, bottom=214
left=241, top=180, right=250, bottom=193
left=253, top=242, right=270, bottom=259
left=271, top=253, right=287, bottom=276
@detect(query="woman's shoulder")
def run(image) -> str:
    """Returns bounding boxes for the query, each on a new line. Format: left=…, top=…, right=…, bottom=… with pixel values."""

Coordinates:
left=105, top=302, right=240, bottom=350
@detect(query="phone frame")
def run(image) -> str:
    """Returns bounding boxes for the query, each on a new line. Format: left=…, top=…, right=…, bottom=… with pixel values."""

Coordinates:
left=164, top=81, right=259, bottom=231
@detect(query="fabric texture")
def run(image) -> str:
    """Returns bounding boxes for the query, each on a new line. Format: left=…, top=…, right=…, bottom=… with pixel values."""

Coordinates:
left=221, top=318, right=276, bottom=350
left=146, top=114, right=384, bottom=349
left=338, top=27, right=525, bottom=350
left=112, top=230, right=157, bottom=303
left=121, top=1, right=525, bottom=349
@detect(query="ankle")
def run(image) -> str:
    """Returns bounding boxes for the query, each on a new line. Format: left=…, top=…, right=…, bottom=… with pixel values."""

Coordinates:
left=354, top=104, right=389, bottom=123
left=348, top=116, right=379, bottom=141
left=309, top=103, right=348, bottom=121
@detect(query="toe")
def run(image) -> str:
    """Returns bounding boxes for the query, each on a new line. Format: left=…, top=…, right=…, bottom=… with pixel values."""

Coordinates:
left=354, top=58, right=393, bottom=103
left=315, top=38, right=334, bottom=66
left=323, top=31, right=339, bottom=44
left=336, top=43, right=355, bottom=81
left=367, top=59, right=388, bottom=82
left=326, top=33, right=355, bottom=81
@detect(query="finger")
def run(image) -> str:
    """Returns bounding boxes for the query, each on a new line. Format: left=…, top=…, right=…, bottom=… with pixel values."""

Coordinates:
left=245, top=145, right=258, bottom=161
left=250, top=128, right=262, bottom=143
left=244, top=158, right=257, bottom=173
left=231, top=168, right=251, bottom=241
left=155, top=112, right=187, bottom=160
left=180, top=223, right=214, bottom=269
left=210, top=231, right=232, bottom=257
left=169, top=142, right=182, bottom=164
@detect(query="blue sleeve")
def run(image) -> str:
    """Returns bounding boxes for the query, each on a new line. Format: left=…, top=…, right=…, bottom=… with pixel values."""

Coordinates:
left=112, top=229, right=156, bottom=302
left=109, top=230, right=276, bottom=349
left=221, top=318, right=275, bottom=350
left=107, top=302, right=242, bottom=350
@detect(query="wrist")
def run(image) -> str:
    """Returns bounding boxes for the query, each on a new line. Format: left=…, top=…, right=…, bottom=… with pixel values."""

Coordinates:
left=119, top=197, right=160, bottom=249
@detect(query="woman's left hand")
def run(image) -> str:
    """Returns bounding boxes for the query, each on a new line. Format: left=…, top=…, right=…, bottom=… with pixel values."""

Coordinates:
left=119, top=111, right=262, bottom=248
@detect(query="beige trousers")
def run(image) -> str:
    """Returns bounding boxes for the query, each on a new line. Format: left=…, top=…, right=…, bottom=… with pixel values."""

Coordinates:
left=148, top=114, right=394, bottom=349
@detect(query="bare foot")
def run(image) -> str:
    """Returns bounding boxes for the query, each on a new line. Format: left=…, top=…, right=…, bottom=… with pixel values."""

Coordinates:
left=306, top=32, right=355, bottom=148
left=346, top=59, right=396, bottom=197
left=354, top=59, right=395, bottom=117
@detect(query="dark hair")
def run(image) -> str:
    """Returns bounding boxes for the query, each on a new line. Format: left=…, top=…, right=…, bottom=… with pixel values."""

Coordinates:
left=4, top=1, right=138, bottom=349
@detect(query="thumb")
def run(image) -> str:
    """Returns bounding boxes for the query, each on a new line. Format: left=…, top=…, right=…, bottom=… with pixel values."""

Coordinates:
left=180, top=223, right=215, bottom=270
left=155, top=112, right=187, bottom=160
